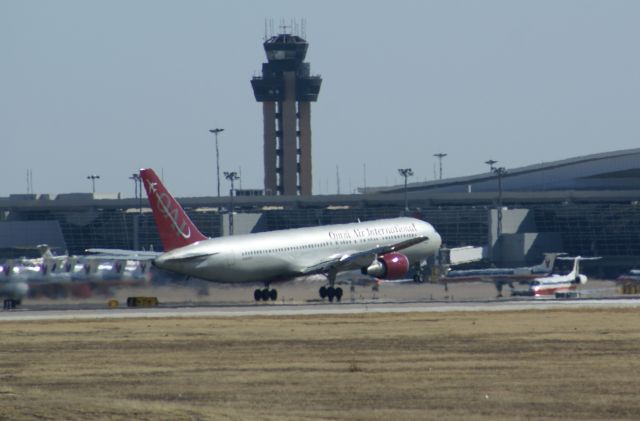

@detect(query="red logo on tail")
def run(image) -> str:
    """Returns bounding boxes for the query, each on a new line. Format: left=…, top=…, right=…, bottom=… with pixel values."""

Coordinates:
left=140, top=169, right=207, bottom=251
left=145, top=179, right=193, bottom=240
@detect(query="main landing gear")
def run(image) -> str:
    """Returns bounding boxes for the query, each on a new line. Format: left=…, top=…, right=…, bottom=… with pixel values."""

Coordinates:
left=3, top=299, right=20, bottom=310
left=319, top=268, right=343, bottom=302
left=254, top=287, right=278, bottom=302
left=319, top=285, right=343, bottom=302
left=494, top=281, right=514, bottom=298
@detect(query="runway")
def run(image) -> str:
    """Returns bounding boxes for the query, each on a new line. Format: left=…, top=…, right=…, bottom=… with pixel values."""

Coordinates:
left=3, top=297, right=640, bottom=322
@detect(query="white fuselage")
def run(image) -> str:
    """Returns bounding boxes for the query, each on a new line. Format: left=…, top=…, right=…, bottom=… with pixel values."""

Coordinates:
left=154, top=217, right=441, bottom=284
left=528, top=273, right=582, bottom=297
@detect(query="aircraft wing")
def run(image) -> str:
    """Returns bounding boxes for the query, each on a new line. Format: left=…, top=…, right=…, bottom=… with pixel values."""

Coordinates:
left=556, top=256, right=602, bottom=261
left=300, top=235, right=429, bottom=275
left=85, top=248, right=161, bottom=261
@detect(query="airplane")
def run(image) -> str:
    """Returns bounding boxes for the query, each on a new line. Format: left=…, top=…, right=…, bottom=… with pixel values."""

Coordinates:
left=90, top=168, right=442, bottom=302
left=616, top=269, right=640, bottom=284
left=442, top=252, right=567, bottom=297
left=511, top=256, right=600, bottom=297
left=0, top=247, right=150, bottom=308
left=0, top=265, right=29, bottom=309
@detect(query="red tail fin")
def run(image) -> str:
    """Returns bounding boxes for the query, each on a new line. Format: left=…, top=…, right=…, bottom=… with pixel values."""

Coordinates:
left=140, top=168, right=207, bottom=251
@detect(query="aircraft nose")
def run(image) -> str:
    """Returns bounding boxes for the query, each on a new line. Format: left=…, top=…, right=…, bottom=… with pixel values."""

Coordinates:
left=431, top=229, right=442, bottom=251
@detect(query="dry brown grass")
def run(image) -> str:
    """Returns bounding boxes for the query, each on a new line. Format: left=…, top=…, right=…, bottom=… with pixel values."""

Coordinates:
left=1, top=308, right=640, bottom=420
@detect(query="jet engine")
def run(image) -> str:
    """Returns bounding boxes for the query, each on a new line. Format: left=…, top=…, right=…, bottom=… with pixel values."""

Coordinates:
left=0, top=281, right=28, bottom=301
left=574, top=274, right=588, bottom=285
left=362, top=252, right=410, bottom=279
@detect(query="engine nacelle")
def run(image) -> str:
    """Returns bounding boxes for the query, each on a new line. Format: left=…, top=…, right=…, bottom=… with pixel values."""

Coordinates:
left=574, top=274, right=588, bottom=285
left=362, top=252, right=410, bottom=280
left=0, top=281, right=28, bottom=299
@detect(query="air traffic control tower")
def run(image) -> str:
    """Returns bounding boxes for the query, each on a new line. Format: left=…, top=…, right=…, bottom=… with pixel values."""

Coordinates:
left=251, top=33, right=322, bottom=195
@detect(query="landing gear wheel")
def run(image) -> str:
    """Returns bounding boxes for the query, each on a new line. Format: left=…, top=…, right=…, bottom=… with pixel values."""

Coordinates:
left=261, top=288, right=270, bottom=301
left=269, top=289, right=278, bottom=301
left=327, top=286, right=335, bottom=303
left=254, top=289, right=262, bottom=302
left=3, top=299, right=17, bottom=310
left=335, top=287, right=343, bottom=302
left=319, top=286, right=327, bottom=299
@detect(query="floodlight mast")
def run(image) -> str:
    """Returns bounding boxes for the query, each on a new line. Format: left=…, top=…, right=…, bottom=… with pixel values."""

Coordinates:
left=433, top=153, right=447, bottom=180
left=485, top=159, right=498, bottom=172
left=209, top=128, right=225, bottom=197
left=224, top=171, right=240, bottom=235
left=398, top=168, right=414, bottom=213
left=493, top=167, right=507, bottom=239
left=87, top=174, right=100, bottom=194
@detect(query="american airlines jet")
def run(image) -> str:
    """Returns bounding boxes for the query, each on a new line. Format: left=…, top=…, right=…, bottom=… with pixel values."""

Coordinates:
left=511, top=256, right=600, bottom=297
left=97, top=169, right=442, bottom=302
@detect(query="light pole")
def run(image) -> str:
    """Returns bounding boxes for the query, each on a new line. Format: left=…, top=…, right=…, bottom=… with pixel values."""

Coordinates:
left=485, top=159, right=498, bottom=172
left=433, top=153, right=447, bottom=180
left=224, top=171, right=240, bottom=235
left=130, top=173, right=142, bottom=250
left=398, top=168, right=413, bottom=213
left=87, top=174, right=100, bottom=194
left=493, top=167, right=507, bottom=240
left=129, top=173, right=140, bottom=199
left=209, top=128, right=224, bottom=197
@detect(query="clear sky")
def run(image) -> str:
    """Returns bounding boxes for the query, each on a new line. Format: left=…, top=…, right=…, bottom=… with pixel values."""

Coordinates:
left=2, top=1, right=639, bottom=197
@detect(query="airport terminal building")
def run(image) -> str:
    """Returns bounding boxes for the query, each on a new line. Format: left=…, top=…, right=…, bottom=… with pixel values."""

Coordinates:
left=2, top=148, right=640, bottom=277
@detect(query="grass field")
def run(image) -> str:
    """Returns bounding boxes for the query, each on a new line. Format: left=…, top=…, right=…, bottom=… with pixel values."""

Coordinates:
left=1, top=308, right=640, bottom=420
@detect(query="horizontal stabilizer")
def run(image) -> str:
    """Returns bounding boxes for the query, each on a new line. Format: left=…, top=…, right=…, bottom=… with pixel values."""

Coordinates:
left=85, top=248, right=160, bottom=261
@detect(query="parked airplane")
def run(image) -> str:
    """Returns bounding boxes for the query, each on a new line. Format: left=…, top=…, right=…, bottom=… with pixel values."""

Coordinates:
left=442, top=252, right=567, bottom=297
left=443, top=252, right=566, bottom=282
left=511, top=256, right=600, bottom=297
left=1, top=246, right=150, bottom=309
left=440, top=253, right=566, bottom=297
left=0, top=265, right=29, bottom=309
left=92, top=168, right=442, bottom=302
left=616, top=269, right=640, bottom=284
